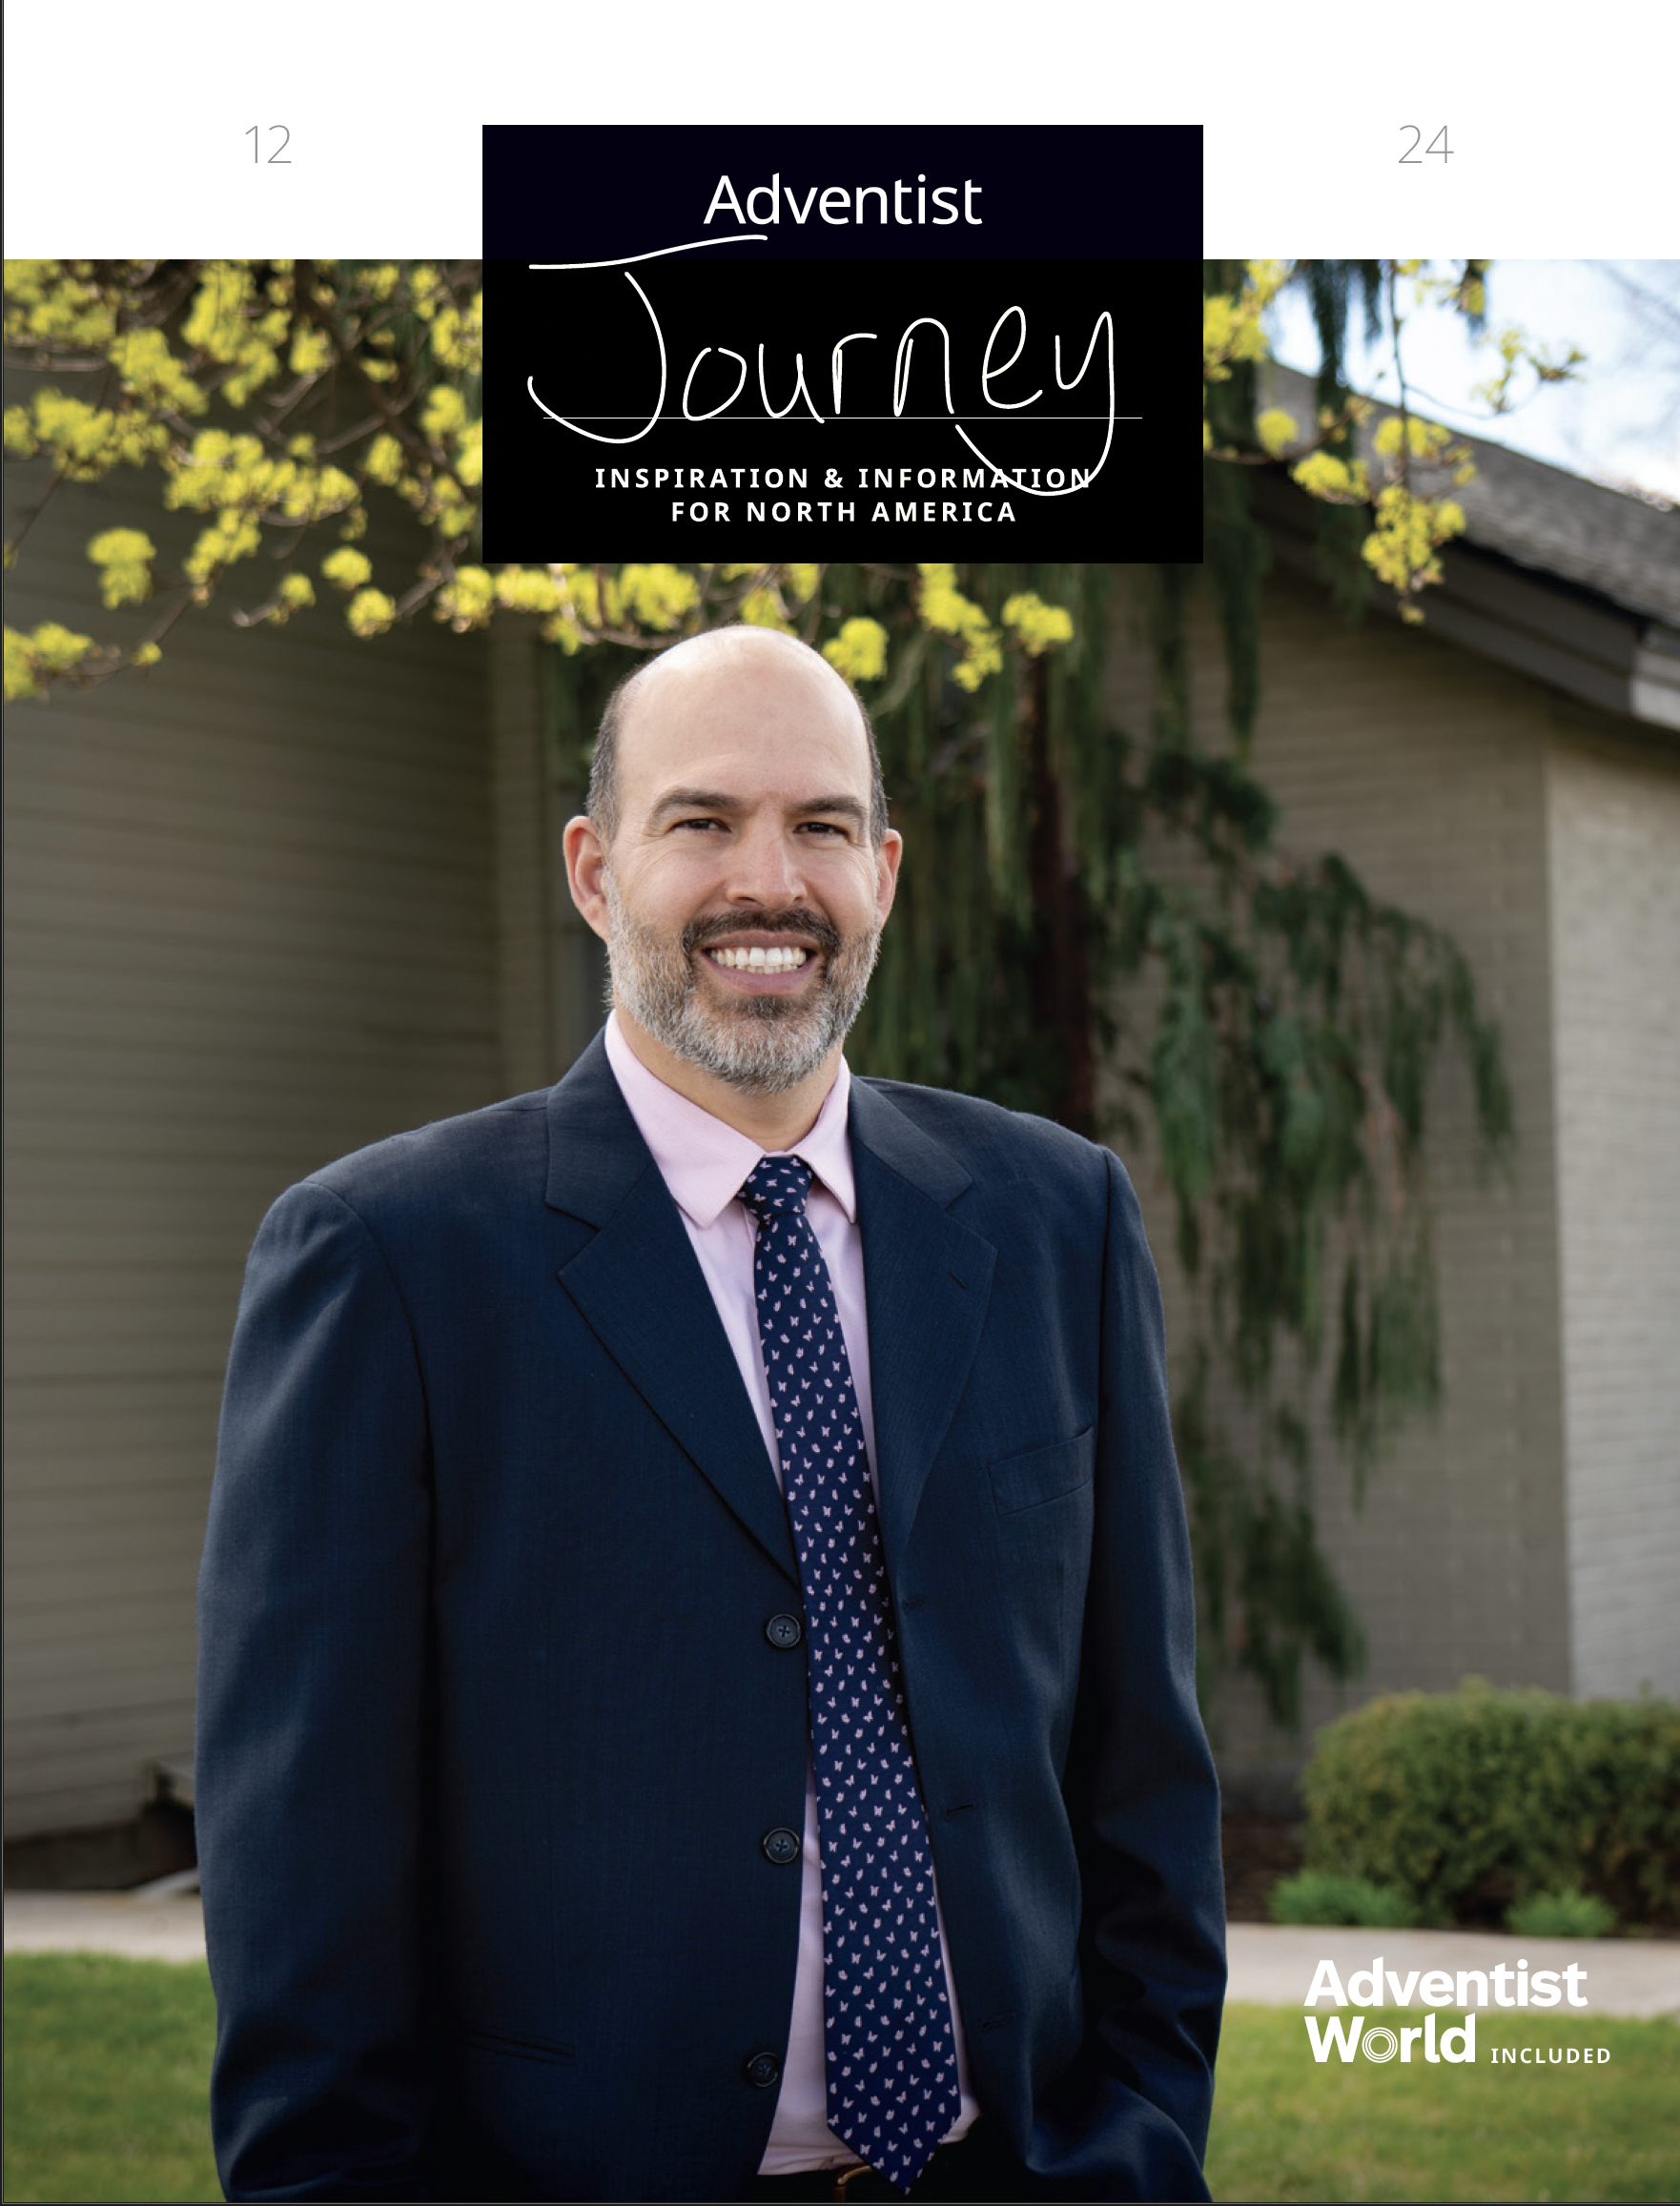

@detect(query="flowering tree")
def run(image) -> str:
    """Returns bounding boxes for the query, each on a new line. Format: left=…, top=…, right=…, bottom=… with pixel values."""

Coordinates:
left=1203, top=258, right=1583, bottom=625
left=7, top=256, right=1581, bottom=696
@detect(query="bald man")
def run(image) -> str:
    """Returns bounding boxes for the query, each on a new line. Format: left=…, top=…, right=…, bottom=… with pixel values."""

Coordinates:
left=196, top=627, right=1225, bottom=2203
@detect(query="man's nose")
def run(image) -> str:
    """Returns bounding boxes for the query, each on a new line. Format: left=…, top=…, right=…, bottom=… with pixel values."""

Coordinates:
left=725, top=823, right=808, bottom=906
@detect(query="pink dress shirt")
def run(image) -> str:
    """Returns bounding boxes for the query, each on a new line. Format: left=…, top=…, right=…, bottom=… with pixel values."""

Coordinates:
left=603, top=1012, right=979, bottom=2175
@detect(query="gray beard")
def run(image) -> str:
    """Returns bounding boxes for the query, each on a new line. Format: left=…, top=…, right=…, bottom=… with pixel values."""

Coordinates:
left=602, top=873, right=881, bottom=1095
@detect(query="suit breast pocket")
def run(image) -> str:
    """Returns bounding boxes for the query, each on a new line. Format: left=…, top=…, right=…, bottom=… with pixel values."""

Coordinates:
left=987, top=1426, right=1096, bottom=1516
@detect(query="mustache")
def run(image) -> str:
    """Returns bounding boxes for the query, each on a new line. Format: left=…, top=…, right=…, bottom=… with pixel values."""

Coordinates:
left=682, top=909, right=844, bottom=958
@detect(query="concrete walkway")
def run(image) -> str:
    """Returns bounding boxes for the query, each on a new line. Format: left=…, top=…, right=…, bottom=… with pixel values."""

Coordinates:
left=6, top=1889, right=208, bottom=1964
left=1226, top=1922, right=1680, bottom=2018
left=9, top=1896, right=1679, bottom=2019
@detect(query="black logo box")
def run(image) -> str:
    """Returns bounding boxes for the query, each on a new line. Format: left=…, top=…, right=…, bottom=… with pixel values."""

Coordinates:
left=482, top=126, right=1202, bottom=563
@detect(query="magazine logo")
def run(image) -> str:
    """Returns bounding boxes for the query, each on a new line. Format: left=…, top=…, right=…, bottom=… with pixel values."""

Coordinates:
left=702, top=170, right=989, bottom=231
left=1303, top=1951, right=1594, bottom=2069
left=483, top=123, right=1201, bottom=562
left=1305, top=2011, right=1477, bottom=2064
left=523, top=266, right=1117, bottom=497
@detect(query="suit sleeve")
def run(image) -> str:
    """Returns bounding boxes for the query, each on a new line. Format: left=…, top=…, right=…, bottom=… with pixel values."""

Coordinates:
left=1036, top=1148, right=1226, bottom=2199
left=196, top=1180, right=436, bottom=2201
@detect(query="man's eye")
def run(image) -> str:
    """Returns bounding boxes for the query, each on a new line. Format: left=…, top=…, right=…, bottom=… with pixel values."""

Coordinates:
left=675, top=817, right=723, bottom=831
left=798, top=821, right=846, bottom=836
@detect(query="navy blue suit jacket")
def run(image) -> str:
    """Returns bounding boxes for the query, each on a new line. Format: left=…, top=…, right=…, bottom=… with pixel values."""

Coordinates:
left=195, top=1032, right=1225, bottom=2200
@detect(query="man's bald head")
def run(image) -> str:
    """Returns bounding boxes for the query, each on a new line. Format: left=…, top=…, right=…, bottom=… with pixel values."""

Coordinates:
left=587, top=626, right=889, bottom=848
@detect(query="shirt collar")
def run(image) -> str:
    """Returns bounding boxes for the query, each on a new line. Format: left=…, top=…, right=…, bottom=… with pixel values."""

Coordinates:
left=603, top=1010, right=857, bottom=1230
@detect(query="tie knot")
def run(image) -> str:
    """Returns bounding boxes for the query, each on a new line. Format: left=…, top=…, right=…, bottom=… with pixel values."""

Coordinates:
left=740, top=1154, right=813, bottom=1221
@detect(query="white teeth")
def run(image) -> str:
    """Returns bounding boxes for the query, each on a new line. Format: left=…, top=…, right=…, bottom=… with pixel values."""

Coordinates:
left=708, top=945, right=809, bottom=971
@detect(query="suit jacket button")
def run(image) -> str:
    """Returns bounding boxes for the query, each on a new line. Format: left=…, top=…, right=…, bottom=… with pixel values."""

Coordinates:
left=765, top=1613, right=804, bottom=1649
left=745, top=2050, right=782, bottom=2089
left=761, top=1827, right=801, bottom=1866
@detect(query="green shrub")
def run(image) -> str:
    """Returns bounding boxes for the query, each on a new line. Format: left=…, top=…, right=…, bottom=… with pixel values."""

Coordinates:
left=1505, top=1886, right=1619, bottom=1938
left=1268, top=1869, right=1419, bottom=1928
left=1300, top=1681, right=1680, bottom=1926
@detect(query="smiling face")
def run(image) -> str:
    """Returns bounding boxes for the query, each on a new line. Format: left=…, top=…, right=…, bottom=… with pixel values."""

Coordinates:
left=565, top=628, right=902, bottom=1107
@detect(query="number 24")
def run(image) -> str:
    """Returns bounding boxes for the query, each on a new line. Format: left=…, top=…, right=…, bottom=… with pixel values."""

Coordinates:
left=1400, top=126, right=1450, bottom=163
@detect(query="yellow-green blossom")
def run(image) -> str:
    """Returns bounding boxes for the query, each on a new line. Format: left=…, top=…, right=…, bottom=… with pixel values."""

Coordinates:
left=87, top=528, right=156, bottom=607
left=1373, top=414, right=1458, bottom=462
left=494, top=567, right=565, bottom=616
left=1256, top=408, right=1298, bottom=459
left=617, top=564, right=700, bottom=631
left=822, top=618, right=889, bottom=684
left=420, top=386, right=467, bottom=442
left=5, top=621, right=95, bottom=700
left=321, top=547, right=373, bottom=592
left=1001, top=591, right=1074, bottom=657
left=435, top=566, right=496, bottom=630
left=917, top=563, right=1002, bottom=690
left=1290, top=451, right=1369, bottom=504
left=361, top=433, right=404, bottom=487
left=288, top=326, right=332, bottom=378
left=346, top=587, right=397, bottom=638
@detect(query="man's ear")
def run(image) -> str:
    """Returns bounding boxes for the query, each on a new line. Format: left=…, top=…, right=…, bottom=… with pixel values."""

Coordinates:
left=563, top=814, right=613, bottom=945
left=874, top=827, right=905, bottom=927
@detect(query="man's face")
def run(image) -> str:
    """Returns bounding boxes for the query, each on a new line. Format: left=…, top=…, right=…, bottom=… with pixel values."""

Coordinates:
left=584, top=637, right=901, bottom=1095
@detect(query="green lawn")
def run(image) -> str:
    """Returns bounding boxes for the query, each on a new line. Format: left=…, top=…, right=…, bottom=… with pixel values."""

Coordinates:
left=1206, top=2003, right=1680, bottom=2202
left=5, top=1960, right=1677, bottom=2202
left=5, top=1953, right=220, bottom=2203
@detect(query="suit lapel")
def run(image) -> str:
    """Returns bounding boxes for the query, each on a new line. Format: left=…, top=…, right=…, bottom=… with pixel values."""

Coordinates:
left=544, top=1037, right=799, bottom=1585
left=849, top=1081, right=996, bottom=1574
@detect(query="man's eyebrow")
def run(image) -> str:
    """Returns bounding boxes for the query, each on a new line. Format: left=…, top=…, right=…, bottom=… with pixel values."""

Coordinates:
left=647, top=788, right=869, bottom=827
left=793, top=794, right=869, bottom=827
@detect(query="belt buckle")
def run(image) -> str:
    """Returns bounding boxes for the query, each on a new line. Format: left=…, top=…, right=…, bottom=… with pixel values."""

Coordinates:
left=831, top=2162, right=877, bottom=2202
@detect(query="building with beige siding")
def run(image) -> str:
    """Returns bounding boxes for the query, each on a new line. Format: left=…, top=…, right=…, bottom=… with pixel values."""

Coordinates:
left=6, top=463, right=501, bottom=1843
left=1111, top=370, right=1680, bottom=1765
left=5, top=390, right=1677, bottom=1848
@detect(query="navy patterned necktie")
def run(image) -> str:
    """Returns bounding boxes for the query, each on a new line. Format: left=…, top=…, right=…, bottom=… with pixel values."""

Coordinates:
left=739, top=1154, right=962, bottom=2196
